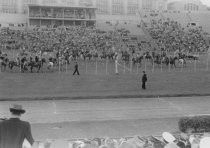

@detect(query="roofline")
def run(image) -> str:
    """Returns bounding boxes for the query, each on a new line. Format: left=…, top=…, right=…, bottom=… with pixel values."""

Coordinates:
left=27, top=4, right=97, bottom=9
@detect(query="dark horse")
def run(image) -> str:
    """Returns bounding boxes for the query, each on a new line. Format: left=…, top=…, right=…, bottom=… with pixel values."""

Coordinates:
left=153, top=55, right=178, bottom=68
left=0, top=56, right=9, bottom=71
left=27, top=58, right=46, bottom=73
left=9, top=59, right=20, bottom=70
left=166, top=57, right=177, bottom=68
left=132, top=56, right=144, bottom=66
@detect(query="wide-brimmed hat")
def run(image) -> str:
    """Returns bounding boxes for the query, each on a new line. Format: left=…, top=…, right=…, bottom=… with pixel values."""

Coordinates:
left=10, top=104, right=25, bottom=114
left=162, top=132, right=176, bottom=143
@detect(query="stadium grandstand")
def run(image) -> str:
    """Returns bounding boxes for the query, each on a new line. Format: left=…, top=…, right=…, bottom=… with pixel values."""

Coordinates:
left=28, top=4, right=96, bottom=27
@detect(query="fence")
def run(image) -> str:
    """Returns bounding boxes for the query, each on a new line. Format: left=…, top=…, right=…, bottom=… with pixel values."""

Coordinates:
left=1, top=53, right=210, bottom=75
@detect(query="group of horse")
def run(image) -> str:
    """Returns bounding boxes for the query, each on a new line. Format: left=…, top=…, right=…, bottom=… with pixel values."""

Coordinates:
left=0, top=49, right=118, bottom=73
left=0, top=55, right=48, bottom=73
left=0, top=49, right=199, bottom=73
left=131, top=51, right=198, bottom=68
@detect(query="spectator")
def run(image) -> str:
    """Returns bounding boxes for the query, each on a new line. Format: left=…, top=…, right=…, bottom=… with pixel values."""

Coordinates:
left=0, top=104, right=34, bottom=148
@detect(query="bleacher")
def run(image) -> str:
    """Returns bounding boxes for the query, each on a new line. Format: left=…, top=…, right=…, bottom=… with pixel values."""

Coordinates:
left=189, top=12, right=210, bottom=33
left=162, top=11, right=190, bottom=27
left=96, top=14, right=145, bottom=36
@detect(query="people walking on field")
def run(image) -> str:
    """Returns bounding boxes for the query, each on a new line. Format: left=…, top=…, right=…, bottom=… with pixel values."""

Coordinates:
left=142, top=71, right=147, bottom=90
left=0, top=104, right=34, bottom=148
left=73, top=61, right=80, bottom=75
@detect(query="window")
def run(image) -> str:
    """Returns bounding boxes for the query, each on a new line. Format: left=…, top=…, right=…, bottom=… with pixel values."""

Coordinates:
left=127, top=6, right=138, bottom=14
left=1, top=0, right=17, bottom=13
left=112, top=4, right=123, bottom=14
left=79, top=0, right=93, bottom=6
left=96, top=0, right=108, bottom=14
left=185, top=3, right=199, bottom=11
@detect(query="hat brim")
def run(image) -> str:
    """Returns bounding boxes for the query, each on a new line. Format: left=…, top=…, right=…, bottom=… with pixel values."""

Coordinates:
left=10, top=108, right=25, bottom=114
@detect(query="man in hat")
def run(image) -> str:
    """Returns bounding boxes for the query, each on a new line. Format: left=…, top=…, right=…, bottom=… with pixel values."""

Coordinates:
left=0, top=104, right=34, bottom=148
left=141, top=71, right=147, bottom=90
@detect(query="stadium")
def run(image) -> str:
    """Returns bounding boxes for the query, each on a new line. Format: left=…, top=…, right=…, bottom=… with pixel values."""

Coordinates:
left=0, top=0, right=210, bottom=148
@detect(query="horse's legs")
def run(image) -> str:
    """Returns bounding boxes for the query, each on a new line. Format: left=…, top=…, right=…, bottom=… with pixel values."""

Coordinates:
left=174, top=62, right=176, bottom=68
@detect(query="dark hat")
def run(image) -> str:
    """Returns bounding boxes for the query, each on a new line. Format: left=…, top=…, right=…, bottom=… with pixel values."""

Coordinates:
left=10, top=104, right=25, bottom=114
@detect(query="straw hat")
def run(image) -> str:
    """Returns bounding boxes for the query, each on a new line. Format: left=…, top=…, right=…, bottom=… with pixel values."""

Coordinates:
left=162, top=132, right=176, bottom=143
left=10, top=104, right=25, bottom=114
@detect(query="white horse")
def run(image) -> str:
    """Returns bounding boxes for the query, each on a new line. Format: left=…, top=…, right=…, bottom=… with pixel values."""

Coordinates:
left=178, top=58, right=187, bottom=67
left=47, top=62, right=54, bottom=72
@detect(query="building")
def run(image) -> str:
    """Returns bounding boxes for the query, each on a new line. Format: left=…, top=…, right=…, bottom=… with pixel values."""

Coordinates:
left=0, top=0, right=208, bottom=27
left=166, top=0, right=208, bottom=11
left=28, top=4, right=96, bottom=27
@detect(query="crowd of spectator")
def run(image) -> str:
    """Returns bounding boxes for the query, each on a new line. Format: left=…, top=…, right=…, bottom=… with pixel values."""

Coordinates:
left=0, top=17, right=209, bottom=61
left=0, top=26, right=127, bottom=57
left=26, top=132, right=210, bottom=148
left=147, top=18, right=208, bottom=53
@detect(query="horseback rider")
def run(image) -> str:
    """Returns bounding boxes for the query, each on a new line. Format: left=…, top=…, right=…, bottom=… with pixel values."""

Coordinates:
left=35, top=56, right=39, bottom=63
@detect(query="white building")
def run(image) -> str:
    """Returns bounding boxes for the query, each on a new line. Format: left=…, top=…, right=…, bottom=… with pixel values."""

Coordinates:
left=0, top=0, right=208, bottom=27
left=166, top=0, right=207, bottom=11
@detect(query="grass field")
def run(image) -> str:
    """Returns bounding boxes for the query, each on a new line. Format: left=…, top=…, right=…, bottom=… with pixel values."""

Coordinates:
left=0, top=54, right=210, bottom=100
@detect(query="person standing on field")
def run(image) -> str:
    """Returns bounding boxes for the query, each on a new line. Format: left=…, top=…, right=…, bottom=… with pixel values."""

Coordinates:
left=142, top=71, right=147, bottom=90
left=73, top=61, right=80, bottom=75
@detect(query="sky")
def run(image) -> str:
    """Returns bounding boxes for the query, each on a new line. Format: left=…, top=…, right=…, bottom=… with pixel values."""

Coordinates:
left=200, top=0, right=210, bottom=6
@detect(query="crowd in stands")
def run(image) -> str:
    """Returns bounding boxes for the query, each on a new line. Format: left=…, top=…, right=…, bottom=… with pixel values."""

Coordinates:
left=0, top=26, right=126, bottom=57
left=146, top=18, right=208, bottom=53
left=0, top=17, right=209, bottom=61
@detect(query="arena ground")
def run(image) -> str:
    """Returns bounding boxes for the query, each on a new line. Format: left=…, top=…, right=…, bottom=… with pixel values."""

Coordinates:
left=0, top=66, right=210, bottom=100
left=1, top=54, right=210, bottom=141
left=0, top=96, right=210, bottom=140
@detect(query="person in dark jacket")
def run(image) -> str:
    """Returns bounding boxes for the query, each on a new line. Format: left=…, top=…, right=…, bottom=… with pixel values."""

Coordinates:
left=142, top=71, right=147, bottom=90
left=0, top=104, right=34, bottom=148
left=73, top=61, right=80, bottom=75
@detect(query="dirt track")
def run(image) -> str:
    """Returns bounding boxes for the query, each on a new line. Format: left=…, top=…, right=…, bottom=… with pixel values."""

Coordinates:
left=0, top=96, right=210, bottom=140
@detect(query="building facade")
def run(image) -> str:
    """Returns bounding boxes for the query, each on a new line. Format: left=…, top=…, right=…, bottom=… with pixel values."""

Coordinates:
left=166, top=0, right=207, bottom=11
left=0, top=0, right=208, bottom=15
left=0, top=0, right=208, bottom=27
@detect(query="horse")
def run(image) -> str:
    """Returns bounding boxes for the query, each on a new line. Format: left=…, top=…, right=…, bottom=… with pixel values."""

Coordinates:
left=143, top=52, right=154, bottom=64
left=100, top=53, right=107, bottom=60
left=107, top=52, right=115, bottom=60
left=20, top=57, right=28, bottom=73
left=92, top=52, right=99, bottom=60
left=47, top=62, right=54, bottom=71
left=166, top=57, right=177, bottom=68
left=27, top=58, right=46, bottom=73
left=121, top=51, right=130, bottom=62
left=8, top=60, right=20, bottom=70
left=0, top=57, right=9, bottom=71
left=84, top=53, right=92, bottom=61
left=49, top=57, right=58, bottom=65
left=132, top=56, right=144, bottom=66
left=178, top=58, right=187, bottom=67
